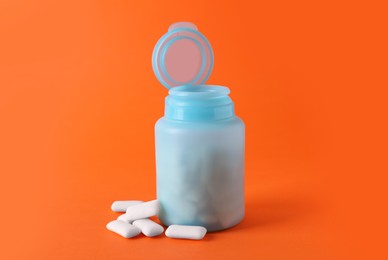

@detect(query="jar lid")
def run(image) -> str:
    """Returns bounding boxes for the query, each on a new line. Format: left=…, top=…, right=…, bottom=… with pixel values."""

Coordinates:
left=152, top=22, right=214, bottom=89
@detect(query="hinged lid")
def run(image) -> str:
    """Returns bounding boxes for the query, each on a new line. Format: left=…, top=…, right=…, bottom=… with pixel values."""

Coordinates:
left=152, top=22, right=214, bottom=89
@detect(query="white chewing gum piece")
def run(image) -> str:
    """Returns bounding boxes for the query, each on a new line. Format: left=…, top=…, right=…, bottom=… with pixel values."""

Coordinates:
left=124, top=200, right=160, bottom=221
left=106, top=220, right=141, bottom=238
left=133, top=219, right=164, bottom=237
left=111, top=200, right=143, bottom=212
left=165, top=225, right=207, bottom=240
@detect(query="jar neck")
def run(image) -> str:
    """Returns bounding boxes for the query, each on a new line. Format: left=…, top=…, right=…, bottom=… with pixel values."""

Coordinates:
left=164, top=85, right=235, bottom=121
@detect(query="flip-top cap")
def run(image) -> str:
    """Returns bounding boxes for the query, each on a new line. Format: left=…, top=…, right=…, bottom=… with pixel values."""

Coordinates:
left=152, top=22, right=214, bottom=89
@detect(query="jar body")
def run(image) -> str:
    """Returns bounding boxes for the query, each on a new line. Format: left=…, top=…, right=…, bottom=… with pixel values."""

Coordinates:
left=155, top=116, right=245, bottom=231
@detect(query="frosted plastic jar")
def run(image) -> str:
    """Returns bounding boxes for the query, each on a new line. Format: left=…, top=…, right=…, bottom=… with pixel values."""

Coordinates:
left=152, top=22, right=245, bottom=231
left=155, top=85, right=245, bottom=231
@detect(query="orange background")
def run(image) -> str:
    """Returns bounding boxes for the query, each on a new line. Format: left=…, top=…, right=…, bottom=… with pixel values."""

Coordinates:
left=0, top=0, right=387, bottom=259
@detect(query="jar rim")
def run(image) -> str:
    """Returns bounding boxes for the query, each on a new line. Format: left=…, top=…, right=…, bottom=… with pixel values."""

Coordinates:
left=169, top=85, right=230, bottom=98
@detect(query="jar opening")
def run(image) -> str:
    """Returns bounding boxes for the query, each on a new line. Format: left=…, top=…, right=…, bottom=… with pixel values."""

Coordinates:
left=169, top=85, right=230, bottom=98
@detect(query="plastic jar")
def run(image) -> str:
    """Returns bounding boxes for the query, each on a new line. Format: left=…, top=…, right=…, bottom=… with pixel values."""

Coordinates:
left=152, top=23, right=245, bottom=231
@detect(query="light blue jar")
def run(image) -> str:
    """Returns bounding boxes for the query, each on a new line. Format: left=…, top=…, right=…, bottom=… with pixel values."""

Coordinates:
left=152, top=22, right=245, bottom=232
